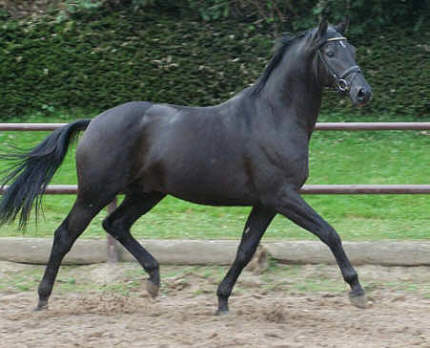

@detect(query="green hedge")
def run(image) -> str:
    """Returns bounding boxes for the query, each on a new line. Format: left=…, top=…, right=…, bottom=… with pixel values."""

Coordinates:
left=0, top=8, right=429, bottom=120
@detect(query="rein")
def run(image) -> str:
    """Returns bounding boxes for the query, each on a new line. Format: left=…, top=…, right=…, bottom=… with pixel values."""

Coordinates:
left=318, top=37, right=361, bottom=93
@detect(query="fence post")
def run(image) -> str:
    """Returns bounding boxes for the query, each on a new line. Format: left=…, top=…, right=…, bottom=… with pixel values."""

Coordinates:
left=106, top=198, right=120, bottom=263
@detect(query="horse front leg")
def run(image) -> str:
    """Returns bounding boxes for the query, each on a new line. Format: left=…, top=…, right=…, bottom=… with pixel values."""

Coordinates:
left=271, top=187, right=367, bottom=308
left=216, top=205, right=275, bottom=315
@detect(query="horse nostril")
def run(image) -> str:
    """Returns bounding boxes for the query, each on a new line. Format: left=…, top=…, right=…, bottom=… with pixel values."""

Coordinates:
left=357, top=87, right=370, bottom=103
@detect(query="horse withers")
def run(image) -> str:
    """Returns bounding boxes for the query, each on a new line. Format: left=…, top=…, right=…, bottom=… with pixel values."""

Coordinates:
left=0, top=19, right=372, bottom=314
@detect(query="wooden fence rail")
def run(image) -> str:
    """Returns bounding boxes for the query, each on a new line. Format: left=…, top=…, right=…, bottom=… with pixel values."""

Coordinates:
left=1, top=184, right=430, bottom=195
left=1, top=122, right=430, bottom=131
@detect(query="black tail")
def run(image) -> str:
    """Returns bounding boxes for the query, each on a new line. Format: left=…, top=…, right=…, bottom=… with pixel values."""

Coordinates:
left=0, top=119, right=91, bottom=229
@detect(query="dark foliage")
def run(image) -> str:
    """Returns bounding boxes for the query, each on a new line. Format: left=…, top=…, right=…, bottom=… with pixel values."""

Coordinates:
left=0, top=4, right=429, bottom=119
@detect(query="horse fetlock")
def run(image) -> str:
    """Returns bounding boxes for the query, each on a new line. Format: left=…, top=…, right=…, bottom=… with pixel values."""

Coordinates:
left=38, top=283, right=52, bottom=299
left=343, top=270, right=360, bottom=288
left=216, top=283, right=232, bottom=300
left=146, top=260, right=159, bottom=279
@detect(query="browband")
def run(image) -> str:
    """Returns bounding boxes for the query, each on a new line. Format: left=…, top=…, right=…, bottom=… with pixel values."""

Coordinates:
left=326, top=36, right=347, bottom=42
left=318, top=36, right=361, bottom=93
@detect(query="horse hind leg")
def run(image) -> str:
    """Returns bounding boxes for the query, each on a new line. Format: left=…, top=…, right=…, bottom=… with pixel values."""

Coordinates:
left=102, top=192, right=165, bottom=298
left=36, top=195, right=112, bottom=310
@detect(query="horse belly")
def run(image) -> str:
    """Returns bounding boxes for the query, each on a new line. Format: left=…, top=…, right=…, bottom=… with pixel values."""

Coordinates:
left=151, top=163, right=256, bottom=206
left=170, top=190, right=256, bottom=207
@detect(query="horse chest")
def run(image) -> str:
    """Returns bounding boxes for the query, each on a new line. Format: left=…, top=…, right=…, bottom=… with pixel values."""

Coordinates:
left=256, top=143, right=310, bottom=189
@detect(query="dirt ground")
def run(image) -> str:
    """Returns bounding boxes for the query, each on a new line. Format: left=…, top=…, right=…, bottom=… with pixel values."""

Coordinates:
left=1, top=261, right=429, bottom=348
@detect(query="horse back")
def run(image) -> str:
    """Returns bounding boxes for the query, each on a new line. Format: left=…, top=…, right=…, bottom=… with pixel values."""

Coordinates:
left=139, top=101, right=258, bottom=205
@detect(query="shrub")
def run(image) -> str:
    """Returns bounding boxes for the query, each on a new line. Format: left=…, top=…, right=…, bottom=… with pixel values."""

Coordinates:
left=0, top=5, right=428, bottom=120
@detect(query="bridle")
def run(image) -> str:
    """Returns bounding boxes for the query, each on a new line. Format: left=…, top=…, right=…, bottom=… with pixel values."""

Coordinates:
left=317, top=37, right=362, bottom=94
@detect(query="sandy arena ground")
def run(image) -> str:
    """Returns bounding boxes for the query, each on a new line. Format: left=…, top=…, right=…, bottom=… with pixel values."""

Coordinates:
left=1, top=261, right=429, bottom=348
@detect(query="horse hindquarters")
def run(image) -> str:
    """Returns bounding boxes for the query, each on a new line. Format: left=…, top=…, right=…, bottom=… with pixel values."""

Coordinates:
left=36, top=103, right=155, bottom=309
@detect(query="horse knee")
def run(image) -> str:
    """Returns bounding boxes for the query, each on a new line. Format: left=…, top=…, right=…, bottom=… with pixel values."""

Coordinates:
left=317, top=226, right=342, bottom=248
left=327, top=230, right=342, bottom=247
left=102, top=217, right=123, bottom=240
left=52, top=224, right=75, bottom=255
left=236, top=247, right=254, bottom=267
left=102, top=217, right=113, bottom=234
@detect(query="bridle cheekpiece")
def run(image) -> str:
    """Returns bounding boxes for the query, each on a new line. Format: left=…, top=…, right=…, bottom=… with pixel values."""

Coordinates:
left=318, top=37, right=361, bottom=94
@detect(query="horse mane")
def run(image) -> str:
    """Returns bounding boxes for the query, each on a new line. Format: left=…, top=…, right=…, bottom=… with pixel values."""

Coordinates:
left=250, top=30, right=309, bottom=96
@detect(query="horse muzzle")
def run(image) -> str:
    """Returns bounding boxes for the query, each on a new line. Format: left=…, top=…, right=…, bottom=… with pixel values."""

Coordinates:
left=346, top=71, right=372, bottom=106
left=349, top=78, right=372, bottom=106
left=334, top=66, right=372, bottom=106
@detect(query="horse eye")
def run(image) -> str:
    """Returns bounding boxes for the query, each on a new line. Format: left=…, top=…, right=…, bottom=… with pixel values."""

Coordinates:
left=326, top=50, right=335, bottom=58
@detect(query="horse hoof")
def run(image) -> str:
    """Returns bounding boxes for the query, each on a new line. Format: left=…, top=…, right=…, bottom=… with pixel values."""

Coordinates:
left=34, top=302, right=48, bottom=311
left=146, top=280, right=159, bottom=298
left=215, top=308, right=229, bottom=316
left=349, top=292, right=368, bottom=309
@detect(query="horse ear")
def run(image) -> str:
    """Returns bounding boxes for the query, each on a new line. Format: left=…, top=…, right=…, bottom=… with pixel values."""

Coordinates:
left=310, top=18, right=328, bottom=49
left=317, top=18, right=328, bottom=38
left=334, top=16, right=350, bottom=35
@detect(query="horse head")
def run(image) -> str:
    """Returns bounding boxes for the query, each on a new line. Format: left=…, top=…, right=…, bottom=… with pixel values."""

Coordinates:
left=309, top=18, right=372, bottom=106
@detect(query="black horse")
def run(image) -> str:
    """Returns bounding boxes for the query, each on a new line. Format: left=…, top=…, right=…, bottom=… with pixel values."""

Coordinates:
left=0, top=19, right=371, bottom=314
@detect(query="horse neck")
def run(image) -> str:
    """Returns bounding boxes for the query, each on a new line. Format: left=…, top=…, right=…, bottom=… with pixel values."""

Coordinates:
left=258, top=45, right=323, bottom=134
